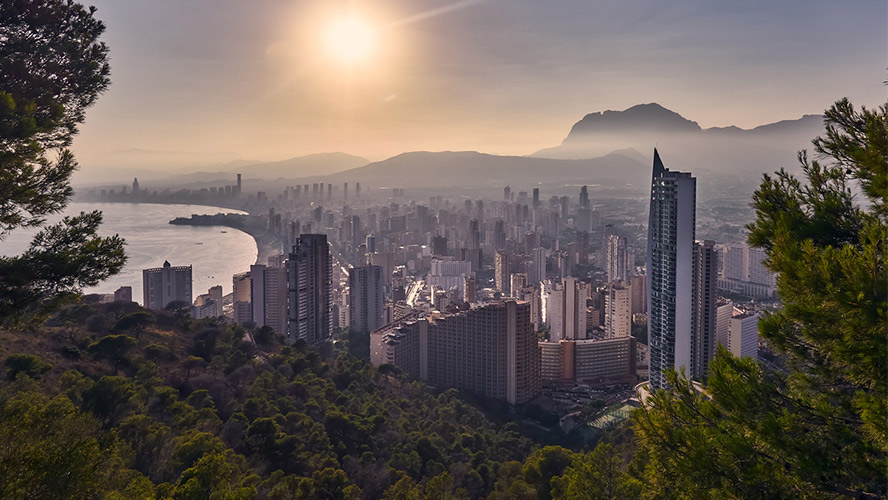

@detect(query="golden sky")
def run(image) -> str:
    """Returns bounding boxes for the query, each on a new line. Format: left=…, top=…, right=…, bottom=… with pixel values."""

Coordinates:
left=72, top=0, right=886, bottom=166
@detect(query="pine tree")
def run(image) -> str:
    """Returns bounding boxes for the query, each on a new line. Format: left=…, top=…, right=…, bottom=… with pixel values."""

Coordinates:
left=0, top=0, right=126, bottom=324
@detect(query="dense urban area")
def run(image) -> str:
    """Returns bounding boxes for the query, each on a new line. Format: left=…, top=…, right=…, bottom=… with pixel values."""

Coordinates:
left=76, top=155, right=780, bottom=437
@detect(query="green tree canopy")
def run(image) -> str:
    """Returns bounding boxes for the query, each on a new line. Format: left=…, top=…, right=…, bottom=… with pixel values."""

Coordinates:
left=4, top=353, right=52, bottom=380
left=113, top=311, right=155, bottom=340
left=0, top=392, right=139, bottom=499
left=88, top=335, right=137, bottom=375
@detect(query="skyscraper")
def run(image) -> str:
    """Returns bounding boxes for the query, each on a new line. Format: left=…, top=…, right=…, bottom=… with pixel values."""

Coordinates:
left=143, top=261, right=192, bottom=310
left=250, top=264, right=266, bottom=329
left=348, top=265, right=384, bottom=334
left=287, top=234, right=333, bottom=344
left=495, top=251, right=511, bottom=296
left=692, top=240, right=718, bottom=380
left=263, top=257, right=288, bottom=335
left=529, top=246, right=546, bottom=286
left=647, top=149, right=696, bottom=390
left=606, top=234, right=629, bottom=283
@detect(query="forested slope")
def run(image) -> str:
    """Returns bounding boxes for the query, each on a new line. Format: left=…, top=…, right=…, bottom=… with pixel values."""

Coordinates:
left=0, top=301, right=548, bottom=499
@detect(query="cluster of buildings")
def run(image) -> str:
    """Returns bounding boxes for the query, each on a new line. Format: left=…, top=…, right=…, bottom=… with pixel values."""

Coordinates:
left=130, top=151, right=772, bottom=405
left=81, top=174, right=244, bottom=203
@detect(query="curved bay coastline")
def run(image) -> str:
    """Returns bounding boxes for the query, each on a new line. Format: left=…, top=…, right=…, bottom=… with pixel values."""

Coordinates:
left=1, top=201, right=281, bottom=304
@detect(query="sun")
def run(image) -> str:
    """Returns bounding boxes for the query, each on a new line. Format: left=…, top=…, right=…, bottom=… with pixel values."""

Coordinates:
left=324, top=16, right=376, bottom=65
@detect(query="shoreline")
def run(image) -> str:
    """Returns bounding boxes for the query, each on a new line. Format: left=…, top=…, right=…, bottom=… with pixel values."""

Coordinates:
left=238, top=226, right=285, bottom=266
left=167, top=212, right=283, bottom=266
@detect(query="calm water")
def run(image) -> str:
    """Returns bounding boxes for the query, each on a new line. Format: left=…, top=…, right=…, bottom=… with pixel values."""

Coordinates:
left=0, top=203, right=257, bottom=305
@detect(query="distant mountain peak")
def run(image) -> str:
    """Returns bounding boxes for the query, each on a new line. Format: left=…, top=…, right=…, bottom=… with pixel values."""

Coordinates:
left=565, top=103, right=701, bottom=143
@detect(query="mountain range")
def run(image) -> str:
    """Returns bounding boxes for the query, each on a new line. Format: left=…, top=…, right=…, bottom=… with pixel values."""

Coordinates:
left=75, top=104, right=824, bottom=192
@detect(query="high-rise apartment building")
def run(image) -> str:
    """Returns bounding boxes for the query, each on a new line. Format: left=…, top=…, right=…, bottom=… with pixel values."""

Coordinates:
left=432, top=235, right=447, bottom=256
left=607, top=234, right=629, bottom=283
left=692, top=240, right=718, bottom=380
left=370, top=301, right=540, bottom=405
left=545, top=278, right=588, bottom=342
left=629, top=273, right=647, bottom=315
left=264, top=256, right=288, bottom=335
left=529, top=247, right=546, bottom=286
left=142, top=261, right=192, bottom=310
left=229, top=261, right=287, bottom=334
left=463, top=276, right=476, bottom=304
left=510, top=273, right=528, bottom=299
left=495, top=251, right=511, bottom=296
left=250, top=264, right=267, bottom=329
left=575, top=208, right=591, bottom=233
left=287, top=234, right=333, bottom=344
left=647, top=149, right=696, bottom=389
left=348, top=265, right=384, bottom=334
left=605, top=281, right=632, bottom=339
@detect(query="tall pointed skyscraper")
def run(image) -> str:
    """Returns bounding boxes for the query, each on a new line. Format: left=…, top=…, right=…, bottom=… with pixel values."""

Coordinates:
left=647, top=149, right=696, bottom=390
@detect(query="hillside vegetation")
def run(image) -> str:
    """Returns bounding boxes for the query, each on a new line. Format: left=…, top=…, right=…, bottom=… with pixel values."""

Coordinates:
left=0, top=300, right=607, bottom=499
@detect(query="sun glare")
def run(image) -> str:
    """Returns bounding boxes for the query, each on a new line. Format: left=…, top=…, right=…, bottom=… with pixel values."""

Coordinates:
left=325, top=16, right=376, bottom=65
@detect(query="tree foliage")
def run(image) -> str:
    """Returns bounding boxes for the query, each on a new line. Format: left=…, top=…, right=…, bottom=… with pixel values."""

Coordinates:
left=0, top=0, right=125, bottom=325
left=0, top=392, right=149, bottom=500
left=89, top=334, right=137, bottom=375
left=4, top=353, right=52, bottom=380
left=114, top=311, right=156, bottom=340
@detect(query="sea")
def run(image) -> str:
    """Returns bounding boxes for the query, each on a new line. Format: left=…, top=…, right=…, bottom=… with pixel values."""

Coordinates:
left=0, top=202, right=258, bottom=305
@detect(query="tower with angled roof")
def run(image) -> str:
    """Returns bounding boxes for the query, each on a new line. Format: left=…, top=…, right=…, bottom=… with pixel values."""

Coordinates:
left=647, top=149, right=696, bottom=390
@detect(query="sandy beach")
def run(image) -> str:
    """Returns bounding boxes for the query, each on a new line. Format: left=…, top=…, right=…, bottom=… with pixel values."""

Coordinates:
left=239, top=226, right=285, bottom=266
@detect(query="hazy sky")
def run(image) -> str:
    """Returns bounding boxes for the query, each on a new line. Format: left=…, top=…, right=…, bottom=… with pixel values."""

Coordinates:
left=72, top=0, right=886, bottom=165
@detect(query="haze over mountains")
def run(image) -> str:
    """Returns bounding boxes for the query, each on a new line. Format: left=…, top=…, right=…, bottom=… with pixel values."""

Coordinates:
left=75, top=104, right=824, bottom=192
left=73, top=151, right=370, bottom=186
left=533, top=103, right=823, bottom=178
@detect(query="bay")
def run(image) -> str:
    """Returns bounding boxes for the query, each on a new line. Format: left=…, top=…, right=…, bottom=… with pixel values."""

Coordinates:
left=0, top=202, right=257, bottom=305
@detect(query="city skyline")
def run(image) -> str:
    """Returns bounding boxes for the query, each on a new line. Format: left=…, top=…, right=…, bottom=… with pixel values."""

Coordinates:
left=70, top=0, right=886, bottom=168
left=2, top=2, right=883, bottom=497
